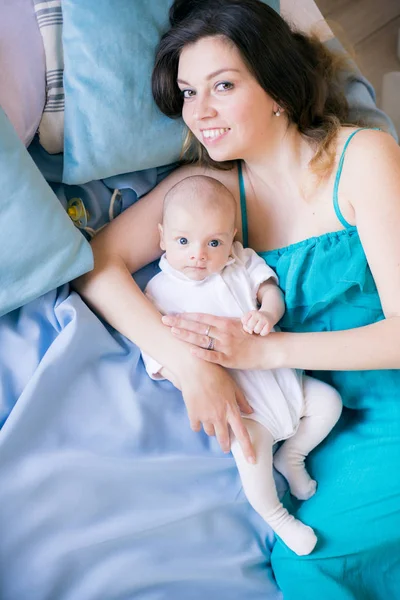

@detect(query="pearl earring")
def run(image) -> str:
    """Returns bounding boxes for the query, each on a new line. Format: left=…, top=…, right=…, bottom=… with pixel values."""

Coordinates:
left=274, top=108, right=281, bottom=117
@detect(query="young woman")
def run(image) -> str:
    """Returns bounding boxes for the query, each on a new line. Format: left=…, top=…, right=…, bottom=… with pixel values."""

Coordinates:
left=74, top=1, right=400, bottom=597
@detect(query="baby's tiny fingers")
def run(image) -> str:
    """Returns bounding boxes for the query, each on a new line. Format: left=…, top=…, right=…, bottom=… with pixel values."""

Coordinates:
left=260, top=323, right=271, bottom=336
left=241, top=313, right=251, bottom=326
left=246, top=315, right=260, bottom=332
left=253, top=320, right=266, bottom=335
left=242, top=325, right=253, bottom=334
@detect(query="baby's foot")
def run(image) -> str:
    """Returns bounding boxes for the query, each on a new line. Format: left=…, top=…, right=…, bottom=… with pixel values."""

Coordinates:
left=276, top=518, right=317, bottom=556
left=273, top=449, right=317, bottom=500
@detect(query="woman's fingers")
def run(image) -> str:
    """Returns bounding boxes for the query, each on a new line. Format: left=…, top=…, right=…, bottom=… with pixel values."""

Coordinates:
left=214, top=421, right=231, bottom=453
left=190, top=418, right=202, bottom=432
left=171, top=326, right=212, bottom=348
left=163, top=314, right=214, bottom=334
left=190, top=347, right=225, bottom=364
left=163, top=313, right=220, bottom=328
left=234, top=385, right=253, bottom=415
left=229, top=412, right=256, bottom=464
left=203, top=423, right=216, bottom=437
left=162, top=314, right=234, bottom=338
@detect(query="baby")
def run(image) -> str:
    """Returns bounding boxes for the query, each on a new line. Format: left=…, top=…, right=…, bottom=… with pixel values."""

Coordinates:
left=141, top=175, right=342, bottom=556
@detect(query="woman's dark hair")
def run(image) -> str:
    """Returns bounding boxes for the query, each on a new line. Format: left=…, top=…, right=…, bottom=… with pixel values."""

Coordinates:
left=152, top=0, right=357, bottom=175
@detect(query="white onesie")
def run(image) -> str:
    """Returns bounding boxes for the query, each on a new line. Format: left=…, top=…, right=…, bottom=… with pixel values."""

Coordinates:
left=142, top=241, right=304, bottom=442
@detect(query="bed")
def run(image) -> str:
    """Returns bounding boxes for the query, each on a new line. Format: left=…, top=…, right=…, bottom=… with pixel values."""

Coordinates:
left=0, top=1, right=397, bottom=599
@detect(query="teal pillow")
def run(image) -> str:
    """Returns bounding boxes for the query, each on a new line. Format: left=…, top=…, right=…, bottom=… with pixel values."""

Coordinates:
left=0, top=107, right=93, bottom=317
left=62, top=0, right=280, bottom=185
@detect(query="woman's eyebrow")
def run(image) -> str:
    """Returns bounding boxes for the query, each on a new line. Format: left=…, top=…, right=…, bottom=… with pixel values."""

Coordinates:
left=177, top=68, right=241, bottom=85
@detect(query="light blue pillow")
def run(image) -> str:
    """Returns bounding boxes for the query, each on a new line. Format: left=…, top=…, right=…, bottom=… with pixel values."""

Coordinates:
left=62, top=0, right=280, bottom=185
left=0, top=107, right=93, bottom=317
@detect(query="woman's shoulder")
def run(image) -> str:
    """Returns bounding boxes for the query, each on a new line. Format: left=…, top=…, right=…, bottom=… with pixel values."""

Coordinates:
left=335, top=126, right=398, bottom=185
left=336, top=126, right=396, bottom=162
left=337, top=126, right=400, bottom=211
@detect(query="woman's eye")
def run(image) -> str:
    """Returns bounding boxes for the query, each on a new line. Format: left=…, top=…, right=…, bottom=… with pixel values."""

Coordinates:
left=209, top=240, right=220, bottom=247
left=181, top=89, right=196, bottom=99
left=215, top=81, right=234, bottom=92
left=178, top=237, right=188, bottom=245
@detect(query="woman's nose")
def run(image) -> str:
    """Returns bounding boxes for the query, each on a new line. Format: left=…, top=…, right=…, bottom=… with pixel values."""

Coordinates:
left=193, top=94, right=217, bottom=120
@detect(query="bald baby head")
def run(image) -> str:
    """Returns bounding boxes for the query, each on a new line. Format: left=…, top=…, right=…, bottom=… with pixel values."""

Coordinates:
left=163, top=175, right=236, bottom=228
left=159, top=175, right=238, bottom=280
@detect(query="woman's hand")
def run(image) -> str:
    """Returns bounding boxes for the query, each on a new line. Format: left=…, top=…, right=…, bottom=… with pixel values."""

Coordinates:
left=162, top=313, right=283, bottom=370
left=173, top=356, right=256, bottom=464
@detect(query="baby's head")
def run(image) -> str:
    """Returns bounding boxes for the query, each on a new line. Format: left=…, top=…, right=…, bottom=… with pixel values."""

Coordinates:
left=159, top=175, right=237, bottom=280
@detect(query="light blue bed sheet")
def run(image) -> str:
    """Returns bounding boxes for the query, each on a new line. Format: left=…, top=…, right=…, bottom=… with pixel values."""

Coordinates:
left=0, top=278, right=283, bottom=599
left=10, top=54, right=397, bottom=597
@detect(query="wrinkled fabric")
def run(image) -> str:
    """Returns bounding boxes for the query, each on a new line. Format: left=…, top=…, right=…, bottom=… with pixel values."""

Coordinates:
left=266, top=228, right=382, bottom=332
left=262, top=228, right=400, bottom=600
left=0, top=109, right=93, bottom=318
left=29, top=135, right=177, bottom=236
left=144, top=245, right=303, bottom=442
left=0, top=277, right=283, bottom=600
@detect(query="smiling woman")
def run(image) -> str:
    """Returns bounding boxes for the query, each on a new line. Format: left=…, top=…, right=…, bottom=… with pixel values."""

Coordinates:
left=152, top=0, right=349, bottom=175
left=74, top=1, right=400, bottom=598
left=177, top=40, right=276, bottom=164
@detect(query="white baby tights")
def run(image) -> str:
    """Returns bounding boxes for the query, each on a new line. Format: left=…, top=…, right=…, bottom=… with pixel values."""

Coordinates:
left=231, top=376, right=342, bottom=556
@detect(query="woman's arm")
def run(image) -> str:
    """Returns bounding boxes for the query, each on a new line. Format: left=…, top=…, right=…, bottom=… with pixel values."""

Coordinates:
left=278, top=129, right=400, bottom=370
left=276, top=319, right=400, bottom=371
left=164, top=131, right=400, bottom=372
left=164, top=311, right=400, bottom=372
left=73, top=164, right=255, bottom=462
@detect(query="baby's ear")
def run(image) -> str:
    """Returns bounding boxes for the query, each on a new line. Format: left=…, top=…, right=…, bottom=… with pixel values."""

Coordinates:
left=158, top=224, right=166, bottom=251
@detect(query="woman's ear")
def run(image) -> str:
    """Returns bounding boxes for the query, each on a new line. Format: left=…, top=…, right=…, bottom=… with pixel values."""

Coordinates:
left=158, top=224, right=166, bottom=251
left=273, top=105, right=283, bottom=117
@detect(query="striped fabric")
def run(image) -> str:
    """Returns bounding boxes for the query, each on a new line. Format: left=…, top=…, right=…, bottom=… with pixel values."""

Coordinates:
left=33, top=0, right=64, bottom=153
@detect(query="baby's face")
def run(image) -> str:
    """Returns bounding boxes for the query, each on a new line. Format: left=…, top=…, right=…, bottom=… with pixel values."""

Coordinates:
left=160, top=204, right=236, bottom=281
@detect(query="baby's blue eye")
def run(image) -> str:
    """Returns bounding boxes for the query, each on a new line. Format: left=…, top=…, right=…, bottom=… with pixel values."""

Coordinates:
left=178, top=237, right=188, bottom=245
left=209, top=239, right=220, bottom=247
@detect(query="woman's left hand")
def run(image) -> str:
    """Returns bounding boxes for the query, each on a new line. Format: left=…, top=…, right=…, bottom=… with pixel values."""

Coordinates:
left=162, top=313, right=282, bottom=370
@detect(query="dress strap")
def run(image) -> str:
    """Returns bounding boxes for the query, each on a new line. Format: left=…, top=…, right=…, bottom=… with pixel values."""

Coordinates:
left=333, top=127, right=380, bottom=228
left=237, top=161, right=248, bottom=248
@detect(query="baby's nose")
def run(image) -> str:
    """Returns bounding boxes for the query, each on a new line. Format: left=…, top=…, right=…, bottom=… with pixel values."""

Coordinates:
left=191, top=245, right=207, bottom=261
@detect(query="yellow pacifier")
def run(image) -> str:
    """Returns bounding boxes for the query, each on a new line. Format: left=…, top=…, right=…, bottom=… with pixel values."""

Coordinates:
left=67, top=197, right=90, bottom=229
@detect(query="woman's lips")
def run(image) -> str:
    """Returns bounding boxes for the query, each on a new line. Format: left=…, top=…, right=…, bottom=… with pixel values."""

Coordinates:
left=200, top=127, right=230, bottom=144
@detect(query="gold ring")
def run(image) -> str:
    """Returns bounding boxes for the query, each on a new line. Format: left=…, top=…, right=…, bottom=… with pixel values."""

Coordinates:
left=205, top=325, right=211, bottom=336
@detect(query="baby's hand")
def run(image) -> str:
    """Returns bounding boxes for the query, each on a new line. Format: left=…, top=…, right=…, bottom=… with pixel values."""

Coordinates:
left=241, top=310, right=273, bottom=336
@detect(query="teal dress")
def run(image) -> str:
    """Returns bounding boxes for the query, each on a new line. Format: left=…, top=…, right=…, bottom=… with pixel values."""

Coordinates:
left=239, top=130, right=400, bottom=600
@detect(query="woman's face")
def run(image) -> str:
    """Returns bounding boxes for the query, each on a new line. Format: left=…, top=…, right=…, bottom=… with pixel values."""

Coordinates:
left=177, top=36, right=276, bottom=163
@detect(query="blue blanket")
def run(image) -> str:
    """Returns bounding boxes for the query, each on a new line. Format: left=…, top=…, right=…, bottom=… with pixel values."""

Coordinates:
left=0, top=278, right=283, bottom=599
